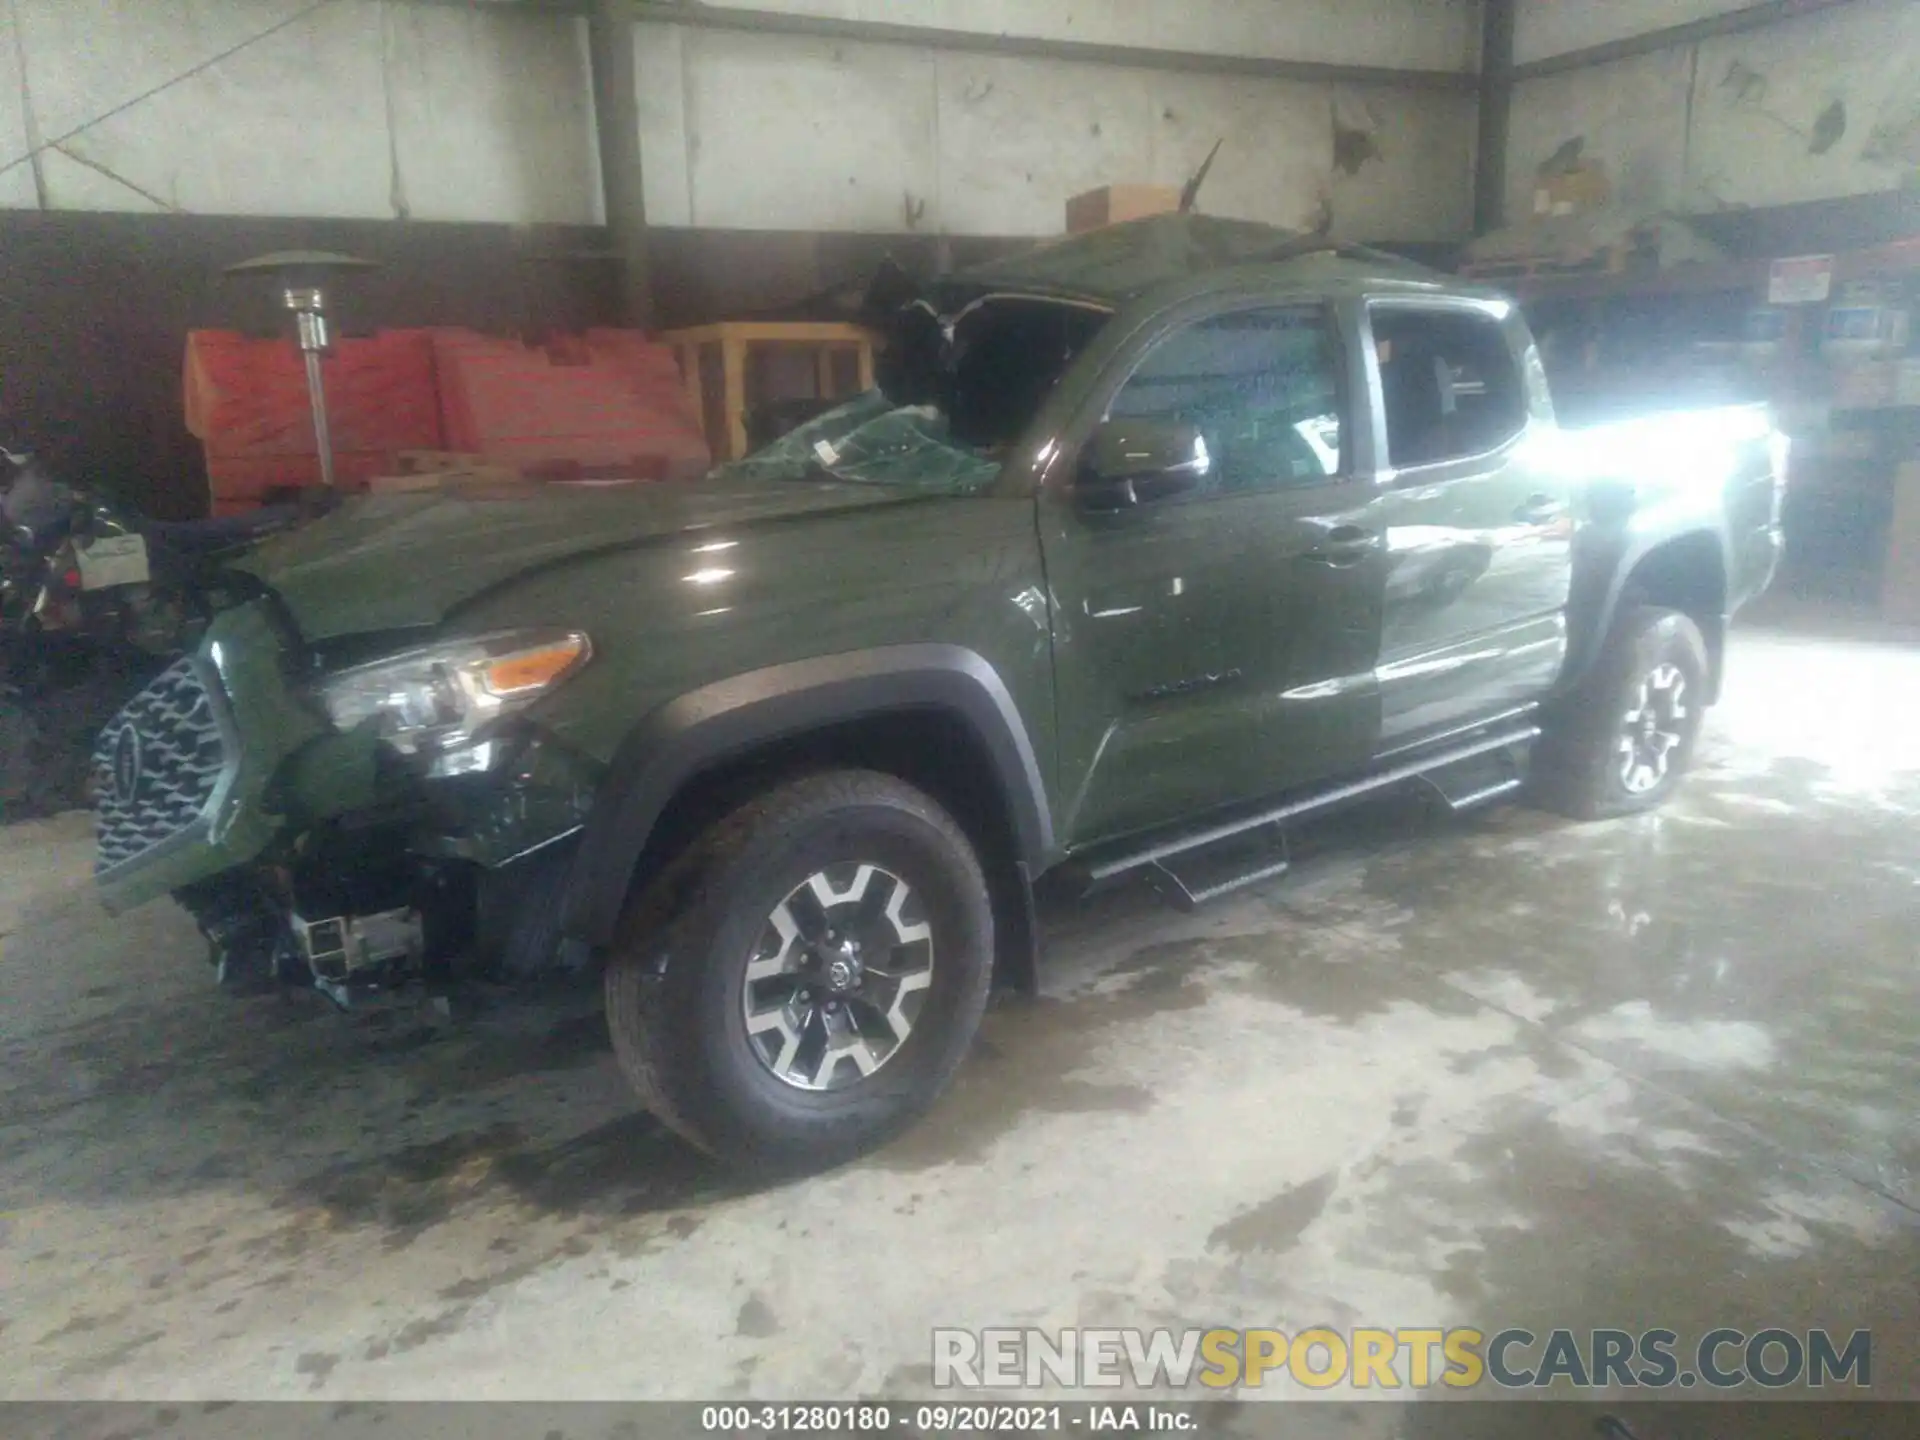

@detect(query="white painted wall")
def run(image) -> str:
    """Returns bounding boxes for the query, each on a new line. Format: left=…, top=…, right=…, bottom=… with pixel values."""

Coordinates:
left=634, top=20, right=1478, bottom=240
left=1, top=0, right=1478, bottom=242
left=1514, top=0, right=1758, bottom=65
left=0, top=0, right=603, bottom=223
left=1507, top=0, right=1920, bottom=217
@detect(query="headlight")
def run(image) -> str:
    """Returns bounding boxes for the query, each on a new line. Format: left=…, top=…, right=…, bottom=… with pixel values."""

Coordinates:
left=320, top=629, right=590, bottom=776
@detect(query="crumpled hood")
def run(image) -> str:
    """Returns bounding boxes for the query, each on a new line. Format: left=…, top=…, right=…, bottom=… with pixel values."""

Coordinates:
left=235, top=476, right=918, bottom=642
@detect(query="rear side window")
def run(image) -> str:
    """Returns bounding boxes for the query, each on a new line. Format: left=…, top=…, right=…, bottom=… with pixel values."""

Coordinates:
left=1372, top=307, right=1526, bottom=469
left=1107, top=306, right=1345, bottom=492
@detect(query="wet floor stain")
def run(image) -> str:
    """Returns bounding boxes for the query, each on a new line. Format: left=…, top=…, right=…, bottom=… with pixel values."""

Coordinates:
left=1344, top=762, right=1920, bottom=1205
left=294, top=1351, right=338, bottom=1390
left=294, top=1123, right=526, bottom=1242
left=37, top=1310, right=117, bottom=1343
left=490, top=1114, right=733, bottom=1216
left=869, top=979, right=1192, bottom=1172
left=1445, top=1030, right=1589, bottom=1082
left=1437, top=1108, right=1916, bottom=1391
left=1207, top=1172, right=1337, bottom=1255
left=735, top=1294, right=780, bottom=1338
left=272, top=1112, right=735, bottom=1255
left=408, top=1008, right=613, bottom=1095
left=389, top=1307, right=471, bottom=1354
left=57, top=1330, right=165, bottom=1381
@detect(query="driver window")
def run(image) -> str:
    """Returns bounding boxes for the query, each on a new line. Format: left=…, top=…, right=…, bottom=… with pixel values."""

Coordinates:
left=1107, top=306, right=1345, bottom=494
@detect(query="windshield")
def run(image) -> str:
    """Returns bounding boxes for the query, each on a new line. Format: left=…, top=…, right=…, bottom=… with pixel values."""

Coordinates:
left=713, top=392, right=1002, bottom=494
left=714, top=293, right=1112, bottom=493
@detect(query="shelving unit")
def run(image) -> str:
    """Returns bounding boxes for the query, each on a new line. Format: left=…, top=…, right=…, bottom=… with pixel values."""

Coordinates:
left=1492, top=238, right=1920, bottom=612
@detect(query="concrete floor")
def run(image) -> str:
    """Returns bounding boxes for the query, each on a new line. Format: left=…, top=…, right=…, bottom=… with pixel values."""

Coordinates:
left=3, top=622, right=1917, bottom=1409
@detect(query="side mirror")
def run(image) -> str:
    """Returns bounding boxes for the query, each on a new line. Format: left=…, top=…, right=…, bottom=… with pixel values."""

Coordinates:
left=1077, top=419, right=1211, bottom=510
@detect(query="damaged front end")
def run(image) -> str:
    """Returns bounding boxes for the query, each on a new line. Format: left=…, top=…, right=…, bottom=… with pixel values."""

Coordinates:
left=93, top=599, right=601, bottom=1005
left=173, top=834, right=448, bottom=1006
left=92, top=253, right=1130, bottom=1006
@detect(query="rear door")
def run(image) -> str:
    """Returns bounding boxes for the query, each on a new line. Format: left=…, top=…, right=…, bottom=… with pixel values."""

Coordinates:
left=1039, top=296, right=1387, bottom=848
left=1362, top=299, right=1573, bottom=748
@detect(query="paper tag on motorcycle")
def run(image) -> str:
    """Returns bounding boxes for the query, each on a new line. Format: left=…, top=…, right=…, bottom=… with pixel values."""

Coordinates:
left=75, top=534, right=151, bottom=590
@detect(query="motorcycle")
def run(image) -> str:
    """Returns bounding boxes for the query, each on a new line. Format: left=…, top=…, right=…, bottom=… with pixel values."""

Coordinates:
left=1, top=443, right=304, bottom=821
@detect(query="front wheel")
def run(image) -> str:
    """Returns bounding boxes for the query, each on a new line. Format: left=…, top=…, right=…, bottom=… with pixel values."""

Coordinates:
left=604, top=770, right=993, bottom=1174
left=1533, top=605, right=1709, bottom=819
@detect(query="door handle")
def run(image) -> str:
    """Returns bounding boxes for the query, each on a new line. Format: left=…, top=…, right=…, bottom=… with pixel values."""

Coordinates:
left=1515, top=493, right=1565, bottom=524
left=1303, top=525, right=1380, bottom=568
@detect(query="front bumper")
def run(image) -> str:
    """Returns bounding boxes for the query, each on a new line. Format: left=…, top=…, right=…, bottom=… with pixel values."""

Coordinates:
left=94, top=602, right=328, bottom=914
left=92, top=601, right=606, bottom=915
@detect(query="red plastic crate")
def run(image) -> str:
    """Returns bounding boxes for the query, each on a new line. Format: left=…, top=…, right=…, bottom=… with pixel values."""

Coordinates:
left=431, top=329, right=709, bottom=479
left=185, top=329, right=442, bottom=508
left=185, top=330, right=442, bottom=456
left=185, top=327, right=709, bottom=510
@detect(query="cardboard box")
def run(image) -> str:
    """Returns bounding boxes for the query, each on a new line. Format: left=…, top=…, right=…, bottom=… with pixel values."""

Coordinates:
left=1532, top=160, right=1612, bottom=217
left=1066, top=184, right=1180, bottom=234
left=1883, top=463, right=1920, bottom=624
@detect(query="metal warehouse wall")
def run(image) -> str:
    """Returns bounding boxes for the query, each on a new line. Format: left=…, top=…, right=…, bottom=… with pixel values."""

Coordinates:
left=719, top=0, right=1482, bottom=70
left=0, top=1, right=603, bottom=222
left=1506, top=0, right=1920, bottom=219
left=0, top=0, right=1481, bottom=240
left=1514, top=0, right=1768, bottom=66
left=633, top=28, right=1476, bottom=241
left=633, top=0, right=1480, bottom=241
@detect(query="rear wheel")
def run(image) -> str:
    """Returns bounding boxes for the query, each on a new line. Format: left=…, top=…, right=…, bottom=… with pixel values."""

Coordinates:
left=1533, top=605, right=1709, bottom=819
left=604, top=770, right=992, bottom=1173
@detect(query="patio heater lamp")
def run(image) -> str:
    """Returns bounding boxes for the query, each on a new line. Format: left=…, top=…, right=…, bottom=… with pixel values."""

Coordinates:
left=223, top=251, right=379, bottom=490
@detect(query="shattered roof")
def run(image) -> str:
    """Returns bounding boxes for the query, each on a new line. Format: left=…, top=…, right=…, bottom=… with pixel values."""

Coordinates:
left=946, top=212, right=1435, bottom=307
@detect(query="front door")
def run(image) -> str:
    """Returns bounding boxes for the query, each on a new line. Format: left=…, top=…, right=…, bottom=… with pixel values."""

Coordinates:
left=1039, top=299, right=1388, bottom=849
left=1363, top=300, right=1574, bottom=748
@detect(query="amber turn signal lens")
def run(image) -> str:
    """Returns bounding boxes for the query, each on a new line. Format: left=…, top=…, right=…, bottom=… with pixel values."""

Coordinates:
left=481, top=637, right=588, bottom=697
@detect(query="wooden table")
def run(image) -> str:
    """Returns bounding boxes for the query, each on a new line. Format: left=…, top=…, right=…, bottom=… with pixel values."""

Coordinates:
left=660, top=321, right=878, bottom=462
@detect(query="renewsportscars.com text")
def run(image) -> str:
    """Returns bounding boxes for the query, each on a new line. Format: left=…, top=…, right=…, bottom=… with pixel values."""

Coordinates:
left=932, top=1326, right=1872, bottom=1391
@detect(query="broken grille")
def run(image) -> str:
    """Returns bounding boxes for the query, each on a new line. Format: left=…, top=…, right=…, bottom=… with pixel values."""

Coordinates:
left=93, top=658, right=231, bottom=875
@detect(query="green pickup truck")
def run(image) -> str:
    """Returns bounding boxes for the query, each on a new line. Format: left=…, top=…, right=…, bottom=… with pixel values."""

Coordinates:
left=89, top=216, right=1784, bottom=1170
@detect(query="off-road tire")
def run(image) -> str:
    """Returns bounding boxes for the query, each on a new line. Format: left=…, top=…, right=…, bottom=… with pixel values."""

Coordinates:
left=604, top=770, right=993, bottom=1174
left=1533, top=605, right=1709, bottom=820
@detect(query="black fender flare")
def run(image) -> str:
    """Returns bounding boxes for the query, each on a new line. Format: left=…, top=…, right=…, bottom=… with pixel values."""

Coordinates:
left=1562, top=521, right=1732, bottom=701
left=560, top=643, right=1055, bottom=947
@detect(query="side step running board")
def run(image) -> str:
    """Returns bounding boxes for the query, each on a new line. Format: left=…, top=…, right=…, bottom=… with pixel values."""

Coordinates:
left=1149, top=845, right=1293, bottom=911
left=1427, top=772, right=1525, bottom=812
left=1085, top=716, right=1541, bottom=906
